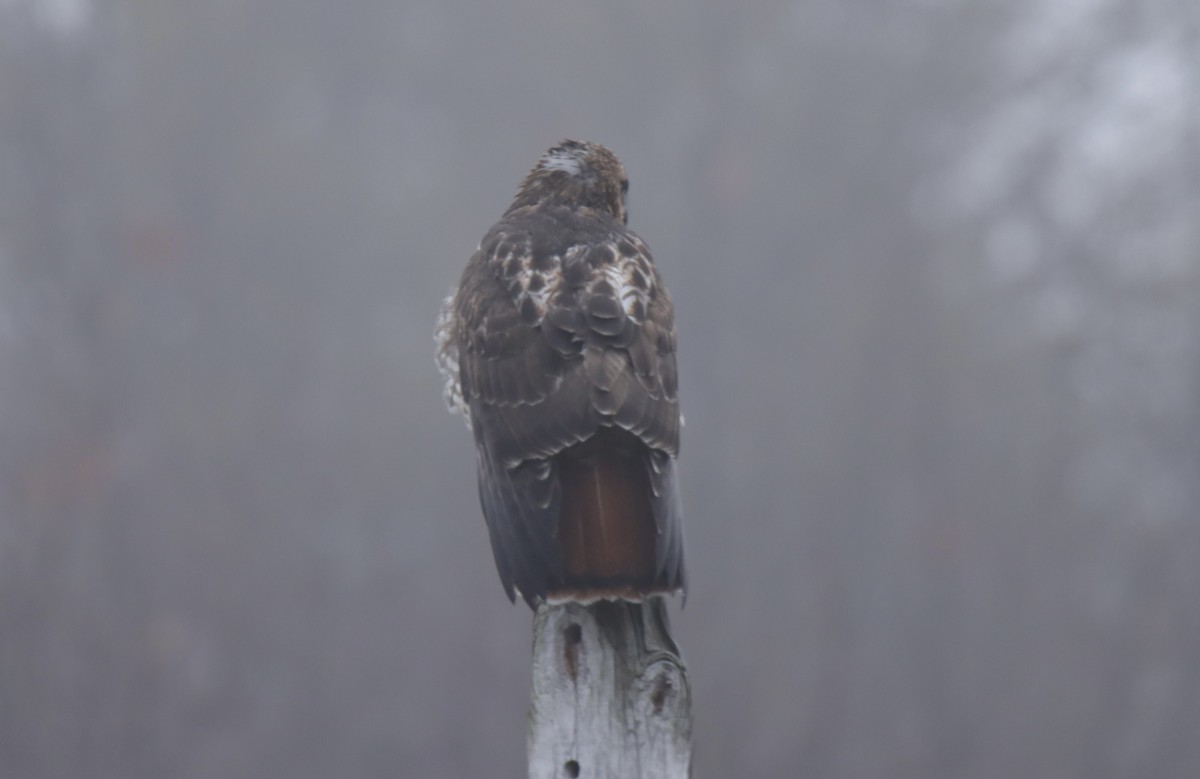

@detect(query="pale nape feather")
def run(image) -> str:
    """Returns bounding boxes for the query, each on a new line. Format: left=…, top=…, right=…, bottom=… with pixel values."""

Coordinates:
left=538, top=145, right=586, bottom=175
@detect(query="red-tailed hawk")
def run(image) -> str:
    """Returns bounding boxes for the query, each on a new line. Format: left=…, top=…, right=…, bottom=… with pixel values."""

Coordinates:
left=436, top=140, right=686, bottom=609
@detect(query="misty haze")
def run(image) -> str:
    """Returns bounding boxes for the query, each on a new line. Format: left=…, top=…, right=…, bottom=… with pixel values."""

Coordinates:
left=1, top=2, right=1197, bottom=777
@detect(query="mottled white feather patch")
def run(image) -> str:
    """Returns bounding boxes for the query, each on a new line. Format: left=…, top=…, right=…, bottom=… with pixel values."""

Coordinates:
left=539, top=147, right=584, bottom=176
left=434, top=290, right=471, bottom=428
left=492, top=236, right=573, bottom=325
left=519, top=266, right=557, bottom=314
left=593, top=243, right=653, bottom=322
left=601, top=264, right=639, bottom=320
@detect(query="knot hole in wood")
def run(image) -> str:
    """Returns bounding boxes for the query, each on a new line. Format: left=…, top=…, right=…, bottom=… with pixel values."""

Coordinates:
left=563, top=622, right=583, bottom=680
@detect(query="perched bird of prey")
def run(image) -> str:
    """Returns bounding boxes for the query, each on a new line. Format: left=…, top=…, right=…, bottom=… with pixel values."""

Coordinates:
left=436, top=140, right=686, bottom=609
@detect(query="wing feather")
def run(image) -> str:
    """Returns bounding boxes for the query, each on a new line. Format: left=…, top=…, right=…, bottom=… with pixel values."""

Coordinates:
left=476, top=446, right=563, bottom=606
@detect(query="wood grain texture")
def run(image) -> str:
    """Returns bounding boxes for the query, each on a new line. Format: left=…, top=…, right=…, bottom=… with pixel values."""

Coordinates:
left=528, top=599, right=692, bottom=779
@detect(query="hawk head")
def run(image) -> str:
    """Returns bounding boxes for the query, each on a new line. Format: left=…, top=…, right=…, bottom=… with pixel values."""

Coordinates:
left=507, top=139, right=630, bottom=225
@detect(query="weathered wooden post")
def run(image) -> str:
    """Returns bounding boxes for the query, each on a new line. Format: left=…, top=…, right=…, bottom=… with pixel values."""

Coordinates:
left=528, top=598, right=692, bottom=778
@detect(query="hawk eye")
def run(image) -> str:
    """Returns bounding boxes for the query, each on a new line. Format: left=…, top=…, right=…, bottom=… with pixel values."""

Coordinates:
left=619, top=179, right=629, bottom=195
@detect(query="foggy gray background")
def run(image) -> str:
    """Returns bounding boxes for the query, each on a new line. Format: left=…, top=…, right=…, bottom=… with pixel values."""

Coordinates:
left=2, top=2, right=1198, bottom=777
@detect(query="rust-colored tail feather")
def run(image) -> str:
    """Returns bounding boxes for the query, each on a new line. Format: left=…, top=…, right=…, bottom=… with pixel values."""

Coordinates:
left=556, top=432, right=658, bottom=596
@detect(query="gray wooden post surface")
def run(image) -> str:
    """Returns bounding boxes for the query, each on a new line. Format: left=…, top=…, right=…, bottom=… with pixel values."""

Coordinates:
left=527, top=598, right=692, bottom=779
